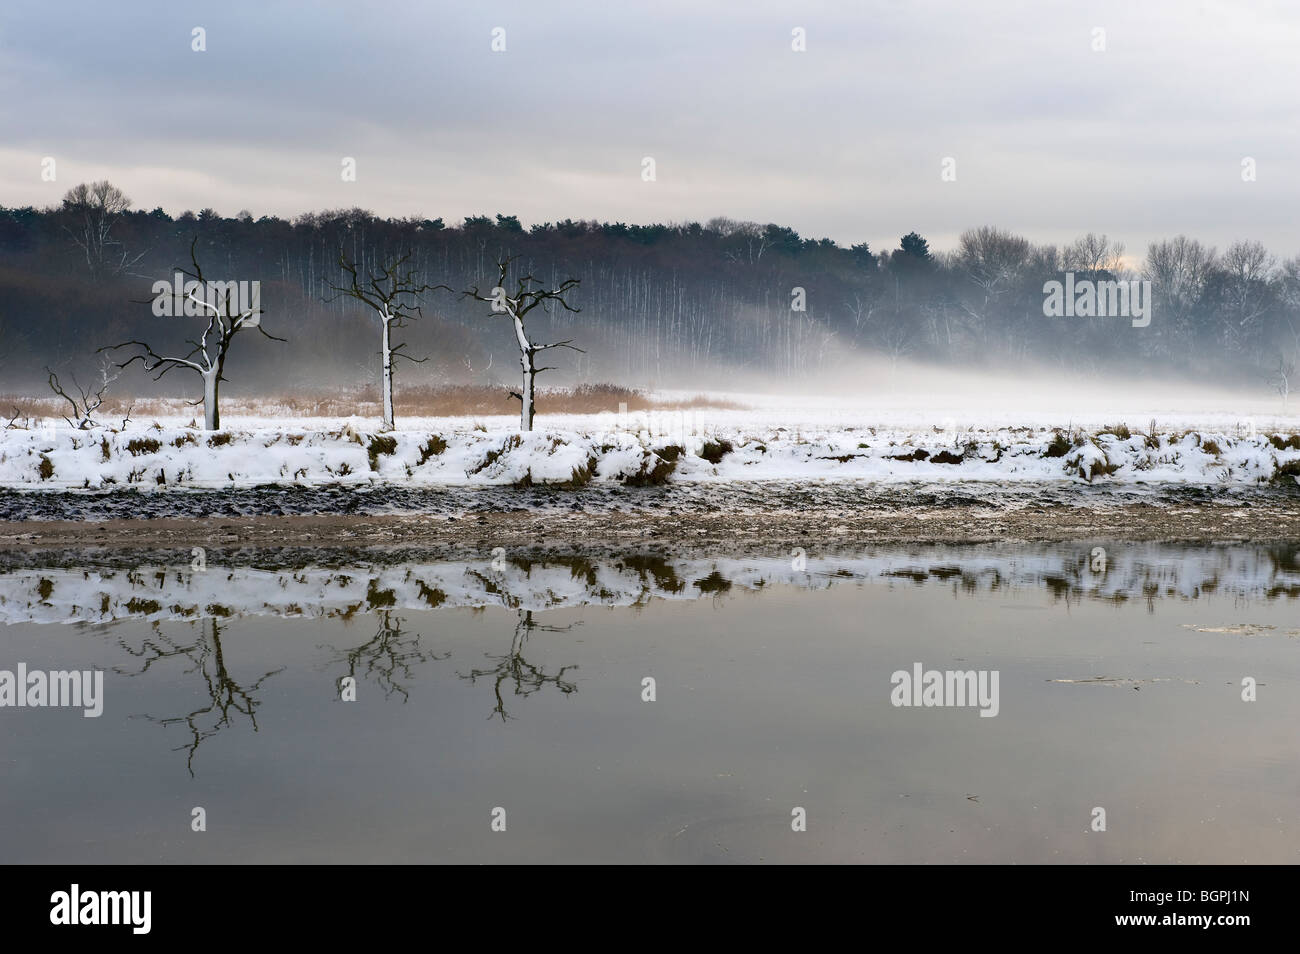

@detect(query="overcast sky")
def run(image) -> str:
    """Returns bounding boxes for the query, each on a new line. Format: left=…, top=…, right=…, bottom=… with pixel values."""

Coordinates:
left=2, top=0, right=1297, bottom=259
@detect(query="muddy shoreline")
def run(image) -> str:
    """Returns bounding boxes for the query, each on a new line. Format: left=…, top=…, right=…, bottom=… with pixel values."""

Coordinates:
left=3, top=496, right=1299, bottom=551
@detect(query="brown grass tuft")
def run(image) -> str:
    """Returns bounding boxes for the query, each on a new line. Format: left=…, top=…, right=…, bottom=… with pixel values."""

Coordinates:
left=699, top=438, right=734, bottom=464
left=126, top=437, right=162, bottom=456
left=416, top=435, right=447, bottom=464
left=366, top=434, right=398, bottom=470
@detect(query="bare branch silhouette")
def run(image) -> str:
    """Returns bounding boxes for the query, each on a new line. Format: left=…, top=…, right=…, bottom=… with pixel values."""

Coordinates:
left=458, top=609, right=580, bottom=721
left=322, top=608, right=447, bottom=702
left=115, top=618, right=283, bottom=776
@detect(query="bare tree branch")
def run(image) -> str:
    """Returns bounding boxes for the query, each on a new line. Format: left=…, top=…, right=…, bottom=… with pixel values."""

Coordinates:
left=463, top=258, right=584, bottom=430
left=46, top=359, right=118, bottom=429
left=101, top=239, right=281, bottom=429
left=326, top=250, right=451, bottom=429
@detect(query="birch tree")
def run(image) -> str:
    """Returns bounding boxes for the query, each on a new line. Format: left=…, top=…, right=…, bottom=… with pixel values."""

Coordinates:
left=325, top=250, right=447, bottom=431
left=465, top=258, right=583, bottom=431
left=103, top=240, right=281, bottom=430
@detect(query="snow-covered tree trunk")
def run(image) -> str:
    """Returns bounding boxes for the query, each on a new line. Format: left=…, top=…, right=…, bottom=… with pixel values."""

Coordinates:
left=381, top=309, right=395, bottom=431
left=520, top=353, right=537, bottom=431
left=203, top=368, right=220, bottom=430
left=512, top=312, right=535, bottom=431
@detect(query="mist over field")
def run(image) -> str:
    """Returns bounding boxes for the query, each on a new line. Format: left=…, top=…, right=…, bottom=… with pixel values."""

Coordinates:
left=1, top=203, right=1298, bottom=415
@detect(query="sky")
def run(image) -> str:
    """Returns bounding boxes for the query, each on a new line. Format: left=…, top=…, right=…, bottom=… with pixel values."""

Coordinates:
left=2, top=0, right=1298, bottom=260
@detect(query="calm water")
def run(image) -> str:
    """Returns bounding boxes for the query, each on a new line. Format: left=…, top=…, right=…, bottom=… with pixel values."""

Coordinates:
left=1, top=544, right=1297, bottom=863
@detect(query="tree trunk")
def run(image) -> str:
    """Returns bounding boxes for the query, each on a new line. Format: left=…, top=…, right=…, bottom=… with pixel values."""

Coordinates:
left=381, top=314, right=394, bottom=431
left=203, top=369, right=220, bottom=430
left=511, top=312, right=535, bottom=431
left=520, top=349, right=536, bottom=431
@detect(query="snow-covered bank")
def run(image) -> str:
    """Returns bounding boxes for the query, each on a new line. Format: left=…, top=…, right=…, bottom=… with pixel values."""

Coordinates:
left=2, top=418, right=1300, bottom=489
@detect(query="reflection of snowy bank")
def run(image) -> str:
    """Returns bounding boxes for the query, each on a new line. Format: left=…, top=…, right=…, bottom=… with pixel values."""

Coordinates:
left=3, top=544, right=1299, bottom=625
left=3, top=422, right=1300, bottom=490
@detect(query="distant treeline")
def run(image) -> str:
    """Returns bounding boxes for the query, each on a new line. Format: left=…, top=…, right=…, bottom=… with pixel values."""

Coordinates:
left=1, top=184, right=1297, bottom=394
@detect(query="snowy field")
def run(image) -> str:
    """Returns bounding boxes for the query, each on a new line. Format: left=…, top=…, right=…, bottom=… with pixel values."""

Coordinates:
left=2, top=385, right=1299, bottom=491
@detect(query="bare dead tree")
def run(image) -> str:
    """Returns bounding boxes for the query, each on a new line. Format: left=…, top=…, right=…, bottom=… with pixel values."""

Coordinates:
left=102, top=239, right=283, bottom=430
left=464, top=258, right=584, bottom=431
left=45, top=357, right=119, bottom=429
left=325, top=250, right=449, bottom=431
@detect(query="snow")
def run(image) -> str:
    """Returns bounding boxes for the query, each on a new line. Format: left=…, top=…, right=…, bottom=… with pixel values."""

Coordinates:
left=1, top=390, right=1298, bottom=490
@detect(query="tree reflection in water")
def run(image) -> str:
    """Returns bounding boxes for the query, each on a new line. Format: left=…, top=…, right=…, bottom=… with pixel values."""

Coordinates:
left=323, top=609, right=447, bottom=702
left=115, top=617, right=283, bottom=777
left=459, top=610, right=580, bottom=721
